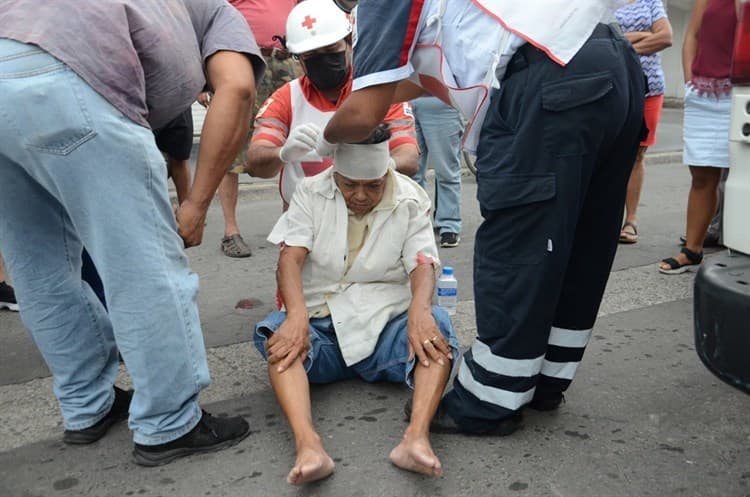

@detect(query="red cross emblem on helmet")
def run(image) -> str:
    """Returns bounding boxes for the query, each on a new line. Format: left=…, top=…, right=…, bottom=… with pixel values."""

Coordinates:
left=302, top=15, right=317, bottom=30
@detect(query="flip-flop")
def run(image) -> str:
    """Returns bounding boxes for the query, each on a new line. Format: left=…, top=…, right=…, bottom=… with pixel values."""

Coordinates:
left=619, top=222, right=638, bottom=244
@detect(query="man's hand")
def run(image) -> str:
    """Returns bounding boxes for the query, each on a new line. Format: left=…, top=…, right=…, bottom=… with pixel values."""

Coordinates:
left=175, top=199, right=208, bottom=247
left=407, top=306, right=452, bottom=368
left=280, top=123, right=321, bottom=163
left=266, top=314, right=311, bottom=372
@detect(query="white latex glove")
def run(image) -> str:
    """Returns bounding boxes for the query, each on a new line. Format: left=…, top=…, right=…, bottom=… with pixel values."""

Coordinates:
left=279, top=123, right=321, bottom=163
left=315, top=131, right=337, bottom=159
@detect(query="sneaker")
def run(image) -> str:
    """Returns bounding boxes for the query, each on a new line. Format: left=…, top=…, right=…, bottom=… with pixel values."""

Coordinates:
left=132, top=411, right=251, bottom=467
left=63, top=386, right=133, bottom=444
left=221, top=234, right=252, bottom=258
left=0, top=281, right=19, bottom=312
left=440, top=232, right=460, bottom=248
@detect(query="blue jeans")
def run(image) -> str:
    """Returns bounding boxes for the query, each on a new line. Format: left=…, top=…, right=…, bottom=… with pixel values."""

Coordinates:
left=412, top=97, right=464, bottom=235
left=254, top=307, right=459, bottom=387
left=0, top=39, right=206, bottom=444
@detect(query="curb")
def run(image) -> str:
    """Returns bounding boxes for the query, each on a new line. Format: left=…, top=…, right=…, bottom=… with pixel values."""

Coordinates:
left=663, top=97, right=684, bottom=109
left=645, top=150, right=682, bottom=165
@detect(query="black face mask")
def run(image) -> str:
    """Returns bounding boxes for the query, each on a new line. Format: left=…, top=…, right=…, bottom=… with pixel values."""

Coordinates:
left=304, top=51, right=349, bottom=90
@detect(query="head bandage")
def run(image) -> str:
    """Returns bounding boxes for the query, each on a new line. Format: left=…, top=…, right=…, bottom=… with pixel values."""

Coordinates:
left=333, top=140, right=393, bottom=180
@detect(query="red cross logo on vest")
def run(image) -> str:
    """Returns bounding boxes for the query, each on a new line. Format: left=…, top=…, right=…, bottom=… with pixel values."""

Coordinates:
left=302, top=15, right=317, bottom=30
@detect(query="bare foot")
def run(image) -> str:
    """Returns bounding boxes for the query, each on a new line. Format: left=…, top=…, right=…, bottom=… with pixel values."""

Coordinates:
left=287, top=445, right=335, bottom=486
left=389, top=435, right=443, bottom=477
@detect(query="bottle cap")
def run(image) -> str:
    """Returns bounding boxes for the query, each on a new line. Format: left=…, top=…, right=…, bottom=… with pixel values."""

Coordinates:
left=442, top=266, right=454, bottom=276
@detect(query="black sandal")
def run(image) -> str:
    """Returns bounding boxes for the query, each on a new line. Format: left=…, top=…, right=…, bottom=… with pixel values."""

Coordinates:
left=659, top=247, right=703, bottom=275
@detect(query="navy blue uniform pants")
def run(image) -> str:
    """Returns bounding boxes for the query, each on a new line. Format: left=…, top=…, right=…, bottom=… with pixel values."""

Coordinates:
left=442, top=24, right=646, bottom=431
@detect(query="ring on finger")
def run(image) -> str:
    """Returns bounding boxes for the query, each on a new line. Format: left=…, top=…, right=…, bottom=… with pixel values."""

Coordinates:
left=423, top=339, right=432, bottom=346
left=430, top=335, right=439, bottom=342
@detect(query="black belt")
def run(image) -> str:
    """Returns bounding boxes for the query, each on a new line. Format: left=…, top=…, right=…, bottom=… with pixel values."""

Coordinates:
left=503, top=23, right=621, bottom=81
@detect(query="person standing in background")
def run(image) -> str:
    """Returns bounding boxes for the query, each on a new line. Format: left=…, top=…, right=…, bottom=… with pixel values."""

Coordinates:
left=412, top=96, right=465, bottom=248
left=616, top=0, right=673, bottom=244
left=659, top=0, right=737, bottom=273
left=205, top=0, right=301, bottom=258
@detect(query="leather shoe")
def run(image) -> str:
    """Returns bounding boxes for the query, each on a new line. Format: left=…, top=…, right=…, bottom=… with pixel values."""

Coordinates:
left=132, top=411, right=251, bottom=467
left=63, top=386, right=132, bottom=444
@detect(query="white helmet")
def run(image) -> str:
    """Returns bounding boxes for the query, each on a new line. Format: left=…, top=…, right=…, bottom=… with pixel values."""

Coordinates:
left=285, top=0, right=352, bottom=55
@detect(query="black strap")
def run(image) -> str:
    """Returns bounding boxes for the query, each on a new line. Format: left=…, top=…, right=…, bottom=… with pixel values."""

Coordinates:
left=661, top=257, right=681, bottom=270
left=680, top=246, right=704, bottom=264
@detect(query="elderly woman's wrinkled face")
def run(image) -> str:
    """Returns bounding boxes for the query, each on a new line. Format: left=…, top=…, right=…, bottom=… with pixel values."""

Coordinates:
left=334, top=172, right=387, bottom=216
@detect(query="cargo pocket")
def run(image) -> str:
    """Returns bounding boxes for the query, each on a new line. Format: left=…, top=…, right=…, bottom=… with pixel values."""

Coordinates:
left=476, top=173, right=556, bottom=264
left=542, top=71, right=614, bottom=157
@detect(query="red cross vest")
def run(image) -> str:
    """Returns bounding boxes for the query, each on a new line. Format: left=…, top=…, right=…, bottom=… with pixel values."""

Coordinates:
left=279, top=79, right=335, bottom=208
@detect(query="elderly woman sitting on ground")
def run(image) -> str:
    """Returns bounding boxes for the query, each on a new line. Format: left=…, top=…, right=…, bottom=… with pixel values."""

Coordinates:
left=253, top=124, right=458, bottom=485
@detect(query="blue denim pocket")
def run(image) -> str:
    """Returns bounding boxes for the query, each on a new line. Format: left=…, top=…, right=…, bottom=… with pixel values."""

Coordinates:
left=23, top=69, right=97, bottom=155
left=0, top=43, right=97, bottom=156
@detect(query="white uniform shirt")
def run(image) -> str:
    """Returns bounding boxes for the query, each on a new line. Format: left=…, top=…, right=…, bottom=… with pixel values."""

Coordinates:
left=351, top=0, right=624, bottom=152
left=353, top=0, right=523, bottom=93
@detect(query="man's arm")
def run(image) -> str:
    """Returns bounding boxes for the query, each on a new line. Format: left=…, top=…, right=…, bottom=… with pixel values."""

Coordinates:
left=408, top=264, right=452, bottom=367
left=246, top=140, right=284, bottom=178
left=324, top=82, right=399, bottom=143
left=324, top=80, right=430, bottom=145
left=324, top=0, right=427, bottom=144
left=176, top=50, right=256, bottom=246
left=393, top=80, right=428, bottom=102
left=268, top=245, right=311, bottom=372
left=247, top=123, right=321, bottom=178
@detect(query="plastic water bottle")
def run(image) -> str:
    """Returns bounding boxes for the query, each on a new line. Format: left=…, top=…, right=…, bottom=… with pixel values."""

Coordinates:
left=437, top=266, right=458, bottom=315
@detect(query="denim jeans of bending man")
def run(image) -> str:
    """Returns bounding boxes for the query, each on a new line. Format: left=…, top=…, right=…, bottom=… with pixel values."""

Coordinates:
left=412, top=96, right=463, bottom=236
left=0, top=39, right=208, bottom=445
